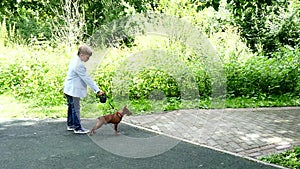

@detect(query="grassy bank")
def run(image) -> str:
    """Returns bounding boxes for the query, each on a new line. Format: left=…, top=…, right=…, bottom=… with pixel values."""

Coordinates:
left=260, top=147, right=300, bottom=169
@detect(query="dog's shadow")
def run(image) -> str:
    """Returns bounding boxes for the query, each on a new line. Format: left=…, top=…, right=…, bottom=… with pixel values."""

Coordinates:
left=82, top=119, right=180, bottom=158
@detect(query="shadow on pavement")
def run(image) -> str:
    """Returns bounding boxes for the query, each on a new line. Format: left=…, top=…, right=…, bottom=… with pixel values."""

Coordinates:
left=0, top=119, right=281, bottom=169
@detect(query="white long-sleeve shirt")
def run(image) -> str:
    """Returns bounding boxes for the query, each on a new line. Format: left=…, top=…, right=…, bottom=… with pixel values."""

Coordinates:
left=63, top=56, right=100, bottom=98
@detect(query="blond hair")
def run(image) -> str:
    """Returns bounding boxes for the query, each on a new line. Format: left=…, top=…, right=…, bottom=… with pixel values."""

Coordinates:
left=77, top=45, right=92, bottom=56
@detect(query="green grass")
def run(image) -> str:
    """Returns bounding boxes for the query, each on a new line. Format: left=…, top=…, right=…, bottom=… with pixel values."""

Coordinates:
left=226, top=95, right=300, bottom=108
left=0, top=94, right=66, bottom=119
left=260, top=147, right=300, bottom=169
left=1, top=94, right=300, bottom=119
left=0, top=94, right=28, bottom=118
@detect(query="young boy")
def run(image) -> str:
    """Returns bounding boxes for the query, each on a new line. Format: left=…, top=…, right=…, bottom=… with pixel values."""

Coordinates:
left=63, top=45, right=104, bottom=134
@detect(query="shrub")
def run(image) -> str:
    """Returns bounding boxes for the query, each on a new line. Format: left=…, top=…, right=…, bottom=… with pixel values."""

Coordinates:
left=128, top=69, right=180, bottom=99
left=226, top=48, right=300, bottom=98
left=0, top=45, right=70, bottom=106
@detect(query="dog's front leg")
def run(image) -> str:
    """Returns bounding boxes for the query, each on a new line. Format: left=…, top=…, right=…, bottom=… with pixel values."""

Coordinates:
left=114, top=123, right=119, bottom=136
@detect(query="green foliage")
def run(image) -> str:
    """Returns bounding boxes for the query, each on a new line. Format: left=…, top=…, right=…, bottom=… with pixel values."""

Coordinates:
left=0, top=0, right=156, bottom=45
left=0, top=0, right=58, bottom=44
left=82, top=0, right=157, bottom=36
left=226, top=48, right=300, bottom=98
left=0, top=0, right=300, bottom=118
left=0, top=45, right=69, bottom=107
left=260, top=147, right=300, bottom=169
left=1, top=0, right=299, bottom=57
left=89, top=32, right=213, bottom=112
left=129, top=69, right=180, bottom=99
left=226, top=95, right=300, bottom=108
left=0, top=19, right=8, bottom=46
left=227, top=0, right=300, bottom=54
left=191, top=0, right=221, bottom=11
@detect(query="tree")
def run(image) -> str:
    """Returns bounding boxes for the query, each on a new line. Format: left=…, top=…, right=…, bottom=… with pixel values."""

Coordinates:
left=0, top=0, right=60, bottom=43
left=226, top=0, right=300, bottom=55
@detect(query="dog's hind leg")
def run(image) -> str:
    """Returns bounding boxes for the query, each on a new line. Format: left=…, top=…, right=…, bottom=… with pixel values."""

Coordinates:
left=114, top=123, right=119, bottom=136
left=89, top=117, right=106, bottom=136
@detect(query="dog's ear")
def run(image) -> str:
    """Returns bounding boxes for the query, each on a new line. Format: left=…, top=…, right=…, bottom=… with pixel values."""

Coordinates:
left=122, top=106, right=127, bottom=112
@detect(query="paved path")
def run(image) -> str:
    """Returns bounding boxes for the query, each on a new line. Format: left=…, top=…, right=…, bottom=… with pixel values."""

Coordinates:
left=0, top=118, right=280, bottom=169
left=123, top=107, right=300, bottom=159
left=1, top=107, right=299, bottom=168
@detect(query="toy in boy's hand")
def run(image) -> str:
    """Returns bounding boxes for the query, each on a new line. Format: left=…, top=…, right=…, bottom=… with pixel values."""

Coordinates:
left=97, top=92, right=106, bottom=103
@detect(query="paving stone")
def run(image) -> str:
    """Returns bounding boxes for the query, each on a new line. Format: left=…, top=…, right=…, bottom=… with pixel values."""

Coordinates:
left=123, top=107, right=300, bottom=159
left=245, top=147, right=262, bottom=154
left=248, top=152, right=262, bottom=158
left=228, top=141, right=240, bottom=149
left=207, top=139, right=218, bottom=146
left=276, top=144, right=292, bottom=150
left=261, top=148, right=278, bottom=156
left=235, top=148, right=245, bottom=152
left=260, top=144, right=276, bottom=150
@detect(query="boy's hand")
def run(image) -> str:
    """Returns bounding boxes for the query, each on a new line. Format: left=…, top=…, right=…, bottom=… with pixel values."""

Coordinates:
left=97, top=91, right=104, bottom=96
left=97, top=91, right=106, bottom=103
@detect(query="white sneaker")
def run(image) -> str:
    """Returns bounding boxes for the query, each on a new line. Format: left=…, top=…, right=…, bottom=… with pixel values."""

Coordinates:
left=74, top=128, right=90, bottom=134
left=67, top=126, right=74, bottom=131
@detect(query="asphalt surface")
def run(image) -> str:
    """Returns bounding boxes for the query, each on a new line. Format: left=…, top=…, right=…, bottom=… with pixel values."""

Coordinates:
left=0, top=118, right=281, bottom=169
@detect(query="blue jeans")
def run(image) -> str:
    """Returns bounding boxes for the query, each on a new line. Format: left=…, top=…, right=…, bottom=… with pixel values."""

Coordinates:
left=65, top=94, right=82, bottom=130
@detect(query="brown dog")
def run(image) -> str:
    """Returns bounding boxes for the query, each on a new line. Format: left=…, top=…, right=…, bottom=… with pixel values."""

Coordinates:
left=89, top=106, right=132, bottom=136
